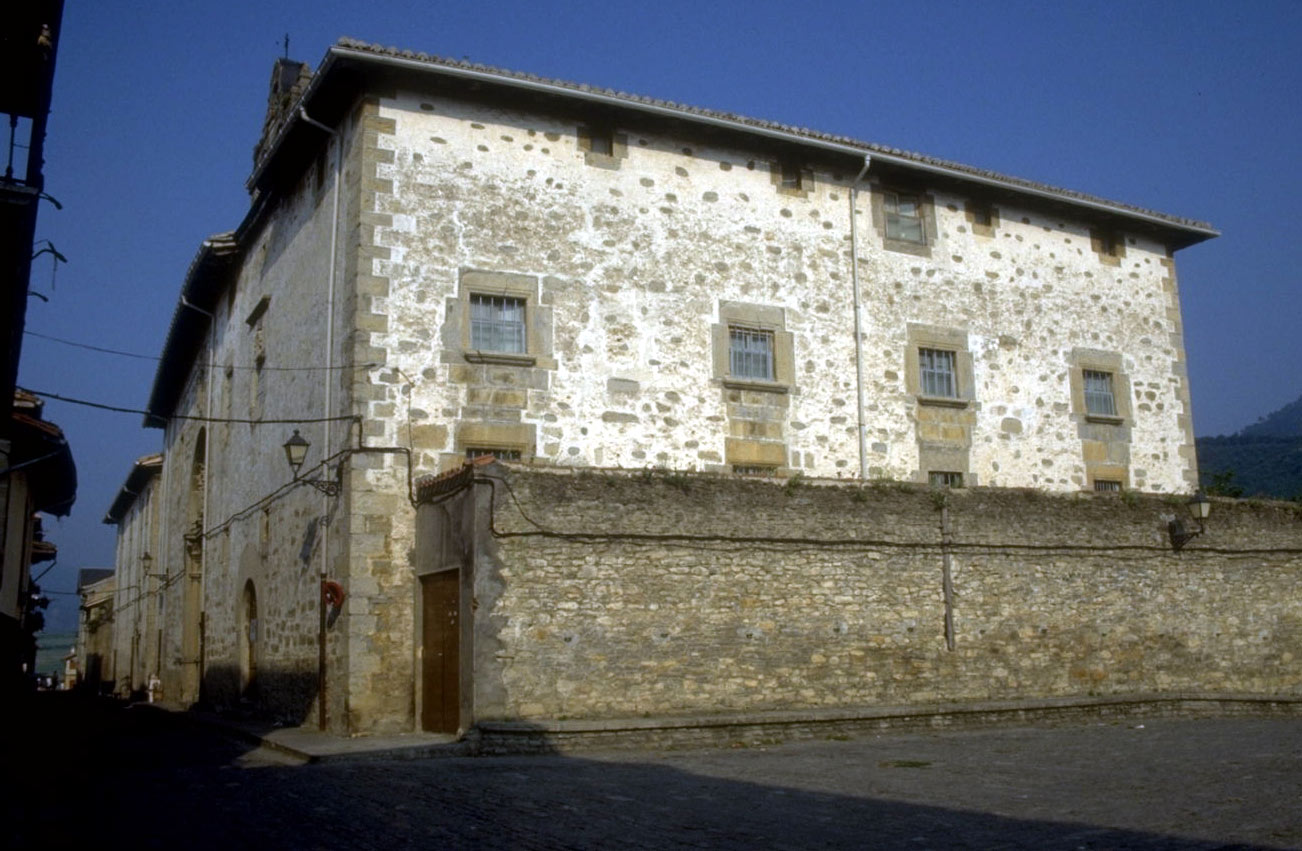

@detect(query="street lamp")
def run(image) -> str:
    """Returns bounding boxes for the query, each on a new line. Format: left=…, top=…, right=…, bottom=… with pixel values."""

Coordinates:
left=282, top=430, right=340, bottom=496
left=1168, top=491, right=1212, bottom=552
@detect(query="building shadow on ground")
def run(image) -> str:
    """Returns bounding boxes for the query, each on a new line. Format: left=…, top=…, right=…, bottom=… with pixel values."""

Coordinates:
left=3, top=695, right=1293, bottom=850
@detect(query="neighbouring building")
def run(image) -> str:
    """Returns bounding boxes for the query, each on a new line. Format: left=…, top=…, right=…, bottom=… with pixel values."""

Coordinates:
left=1, top=390, right=75, bottom=692
left=0, top=1, right=67, bottom=698
left=103, top=453, right=163, bottom=699
left=74, top=567, right=113, bottom=693
left=119, top=40, right=1298, bottom=739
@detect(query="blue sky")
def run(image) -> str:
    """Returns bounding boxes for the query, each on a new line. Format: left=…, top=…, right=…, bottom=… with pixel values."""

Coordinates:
left=23, top=0, right=1301, bottom=629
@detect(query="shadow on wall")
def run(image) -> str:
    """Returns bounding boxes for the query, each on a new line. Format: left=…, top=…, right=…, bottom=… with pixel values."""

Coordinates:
left=200, top=664, right=318, bottom=726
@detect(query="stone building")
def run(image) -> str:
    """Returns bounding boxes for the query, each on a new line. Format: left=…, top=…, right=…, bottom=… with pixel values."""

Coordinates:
left=103, top=453, right=163, bottom=699
left=129, top=40, right=1259, bottom=735
left=1, top=390, right=75, bottom=692
left=74, top=568, right=114, bottom=693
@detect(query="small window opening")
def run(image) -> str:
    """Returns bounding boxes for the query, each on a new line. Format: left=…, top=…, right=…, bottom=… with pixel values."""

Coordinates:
left=969, top=202, right=992, bottom=228
left=588, top=128, right=614, bottom=156
left=729, top=326, right=775, bottom=381
left=1083, top=369, right=1117, bottom=416
left=470, top=294, right=526, bottom=353
left=885, top=190, right=926, bottom=244
left=466, top=447, right=522, bottom=462
left=1093, top=479, right=1122, bottom=492
left=919, top=348, right=957, bottom=398
left=779, top=163, right=802, bottom=191
left=929, top=471, right=964, bottom=488
left=733, top=464, right=776, bottom=476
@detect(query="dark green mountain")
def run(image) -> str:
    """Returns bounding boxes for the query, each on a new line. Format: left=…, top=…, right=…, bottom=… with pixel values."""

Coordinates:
left=1240, top=395, right=1302, bottom=438
left=1197, top=392, right=1302, bottom=499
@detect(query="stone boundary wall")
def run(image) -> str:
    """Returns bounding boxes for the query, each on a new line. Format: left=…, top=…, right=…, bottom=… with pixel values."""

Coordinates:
left=470, top=467, right=1301, bottom=724
left=475, top=694, right=1302, bottom=754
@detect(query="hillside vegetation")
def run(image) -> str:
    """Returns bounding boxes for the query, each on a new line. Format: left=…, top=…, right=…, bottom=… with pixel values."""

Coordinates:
left=1197, top=392, right=1302, bottom=499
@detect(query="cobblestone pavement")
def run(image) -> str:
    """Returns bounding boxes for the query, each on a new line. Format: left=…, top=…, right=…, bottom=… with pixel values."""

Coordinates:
left=6, top=694, right=1299, bottom=849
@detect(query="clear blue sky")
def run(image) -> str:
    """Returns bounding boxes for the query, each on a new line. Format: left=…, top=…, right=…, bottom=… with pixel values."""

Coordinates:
left=22, top=0, right=1301, bottom=629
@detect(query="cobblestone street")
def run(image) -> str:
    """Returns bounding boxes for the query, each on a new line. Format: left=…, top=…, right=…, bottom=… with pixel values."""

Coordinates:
left=6, top=694, right=1299, bottom=849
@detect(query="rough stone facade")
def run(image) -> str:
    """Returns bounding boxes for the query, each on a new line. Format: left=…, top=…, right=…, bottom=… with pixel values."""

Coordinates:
left=424, top=466, right=1300, bottom=727
left=368, top=89, right=1200, bottom=491
left=105, top=454, right=162, bottom=698
left=132, top=42, right=1231, bottom=735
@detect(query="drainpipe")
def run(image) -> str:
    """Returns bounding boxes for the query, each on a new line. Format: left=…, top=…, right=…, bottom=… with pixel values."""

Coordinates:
left=848, top=155, right=872, bottom=481
left=300, top=107, right=342, bottom=732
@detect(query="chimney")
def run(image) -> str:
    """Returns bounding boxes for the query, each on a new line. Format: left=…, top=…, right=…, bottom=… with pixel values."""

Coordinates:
left=252, top=56, right=313, bottom=172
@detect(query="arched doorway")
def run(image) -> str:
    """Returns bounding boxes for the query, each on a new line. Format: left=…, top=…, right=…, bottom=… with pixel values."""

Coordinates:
left=239, top=580, right=258, bottom=695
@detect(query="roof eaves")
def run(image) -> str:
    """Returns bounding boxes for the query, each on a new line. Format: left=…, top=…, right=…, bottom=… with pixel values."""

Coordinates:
left=144, top=234, right=238, bottom=429
left=303, top=38, right=1215, bottom=241
left=103, top=453, right=163, bottom=525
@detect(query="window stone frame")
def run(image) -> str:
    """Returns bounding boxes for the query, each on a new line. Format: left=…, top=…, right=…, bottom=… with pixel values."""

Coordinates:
left=453, top=422, right=537, bottom=465
left=770, top=161, right=814, bottom=198
left=870, top=183, right=938, bottom=258
left=905, top=324, right=975, bottom=408
left=711, top=301, right=796, bottom=395
left=453, top=269, right=556, bottom=369
left=1069, top=348, right=1132, bottom=492
left=964, top=199, right=1000, bottom=238
left=577, top=124, right=628, bottom=170
left=1089, top=227, right=1127, bottom=266
left=1068, top=348, right=1131, bottom=426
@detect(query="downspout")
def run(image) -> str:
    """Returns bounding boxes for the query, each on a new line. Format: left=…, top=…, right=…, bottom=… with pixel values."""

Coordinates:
left=848, top=155, right=872, bottom=481
left=300, top=107, right=342, bottom=732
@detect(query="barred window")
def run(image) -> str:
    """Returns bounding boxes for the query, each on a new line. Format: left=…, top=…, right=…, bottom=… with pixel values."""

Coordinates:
left=885, top=190, right=925, bottom=244
left=733, top=464, right=776, bottom=476
left=1093, top=479, right=1122, bottom=492
left=929, top=471, right=964, bottom=488
left=466, top=447, right=522, bottom=462
left=1083, top=369, right=1117, bottom=416
left=470, top=294, right=526, bottom=353
left=919, top=348, right=957, bottom=398
left=729, top=326, right=774, bottom=381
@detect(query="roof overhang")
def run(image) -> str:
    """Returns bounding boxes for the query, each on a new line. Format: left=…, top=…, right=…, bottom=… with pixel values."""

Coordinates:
left=250, top=39, right=1218, bottom=249
left=8, top=396, right=75, bottom=516
left=143, top=234, right=237, bottom=428
left=103, top=453, right=163, bottom=525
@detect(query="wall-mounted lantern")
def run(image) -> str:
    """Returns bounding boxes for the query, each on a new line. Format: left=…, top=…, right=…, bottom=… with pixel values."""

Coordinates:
left=1168, top=491, right=1211, bottom=551
left=283, top=430, right=341, bottom=496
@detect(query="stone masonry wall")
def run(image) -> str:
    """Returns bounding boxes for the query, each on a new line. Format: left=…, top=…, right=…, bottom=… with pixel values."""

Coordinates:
left=366, top=89, right=1196, bottom=492
left=156, top=111, right=358, bottom=726
left=465, top=467, right=1300, bottom=722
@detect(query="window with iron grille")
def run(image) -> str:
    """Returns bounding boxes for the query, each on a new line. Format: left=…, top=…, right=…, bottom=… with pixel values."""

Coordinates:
left=1093, top=479, right=1122, bottom=492
left=1083, top=369, right=1117, bottom=416
left=885, top=190, right=925, bottom=244
left=733, top=464, right=776, bottom=476
left=470, top=294, right=526, bottom=353
left=729, top=326, right=774, bottom=381
left=919, top=348, right=957, bottom=398
left=466, top=447, right=522, bottom=462
left=929, top=471, right=963, bottom=488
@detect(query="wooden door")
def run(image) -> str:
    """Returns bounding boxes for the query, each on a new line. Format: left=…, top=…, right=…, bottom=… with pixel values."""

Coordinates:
left=421, top=570, right=460, bottom=732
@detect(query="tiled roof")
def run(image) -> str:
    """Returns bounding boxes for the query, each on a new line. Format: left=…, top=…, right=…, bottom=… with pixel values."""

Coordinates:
left=332, top=37, right=1214, bottom=234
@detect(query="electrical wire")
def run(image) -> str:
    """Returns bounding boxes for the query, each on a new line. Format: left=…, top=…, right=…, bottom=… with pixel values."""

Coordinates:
left=21, top=388, right=362, bottom=425
left=24, top=329, right=380, bottom=372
